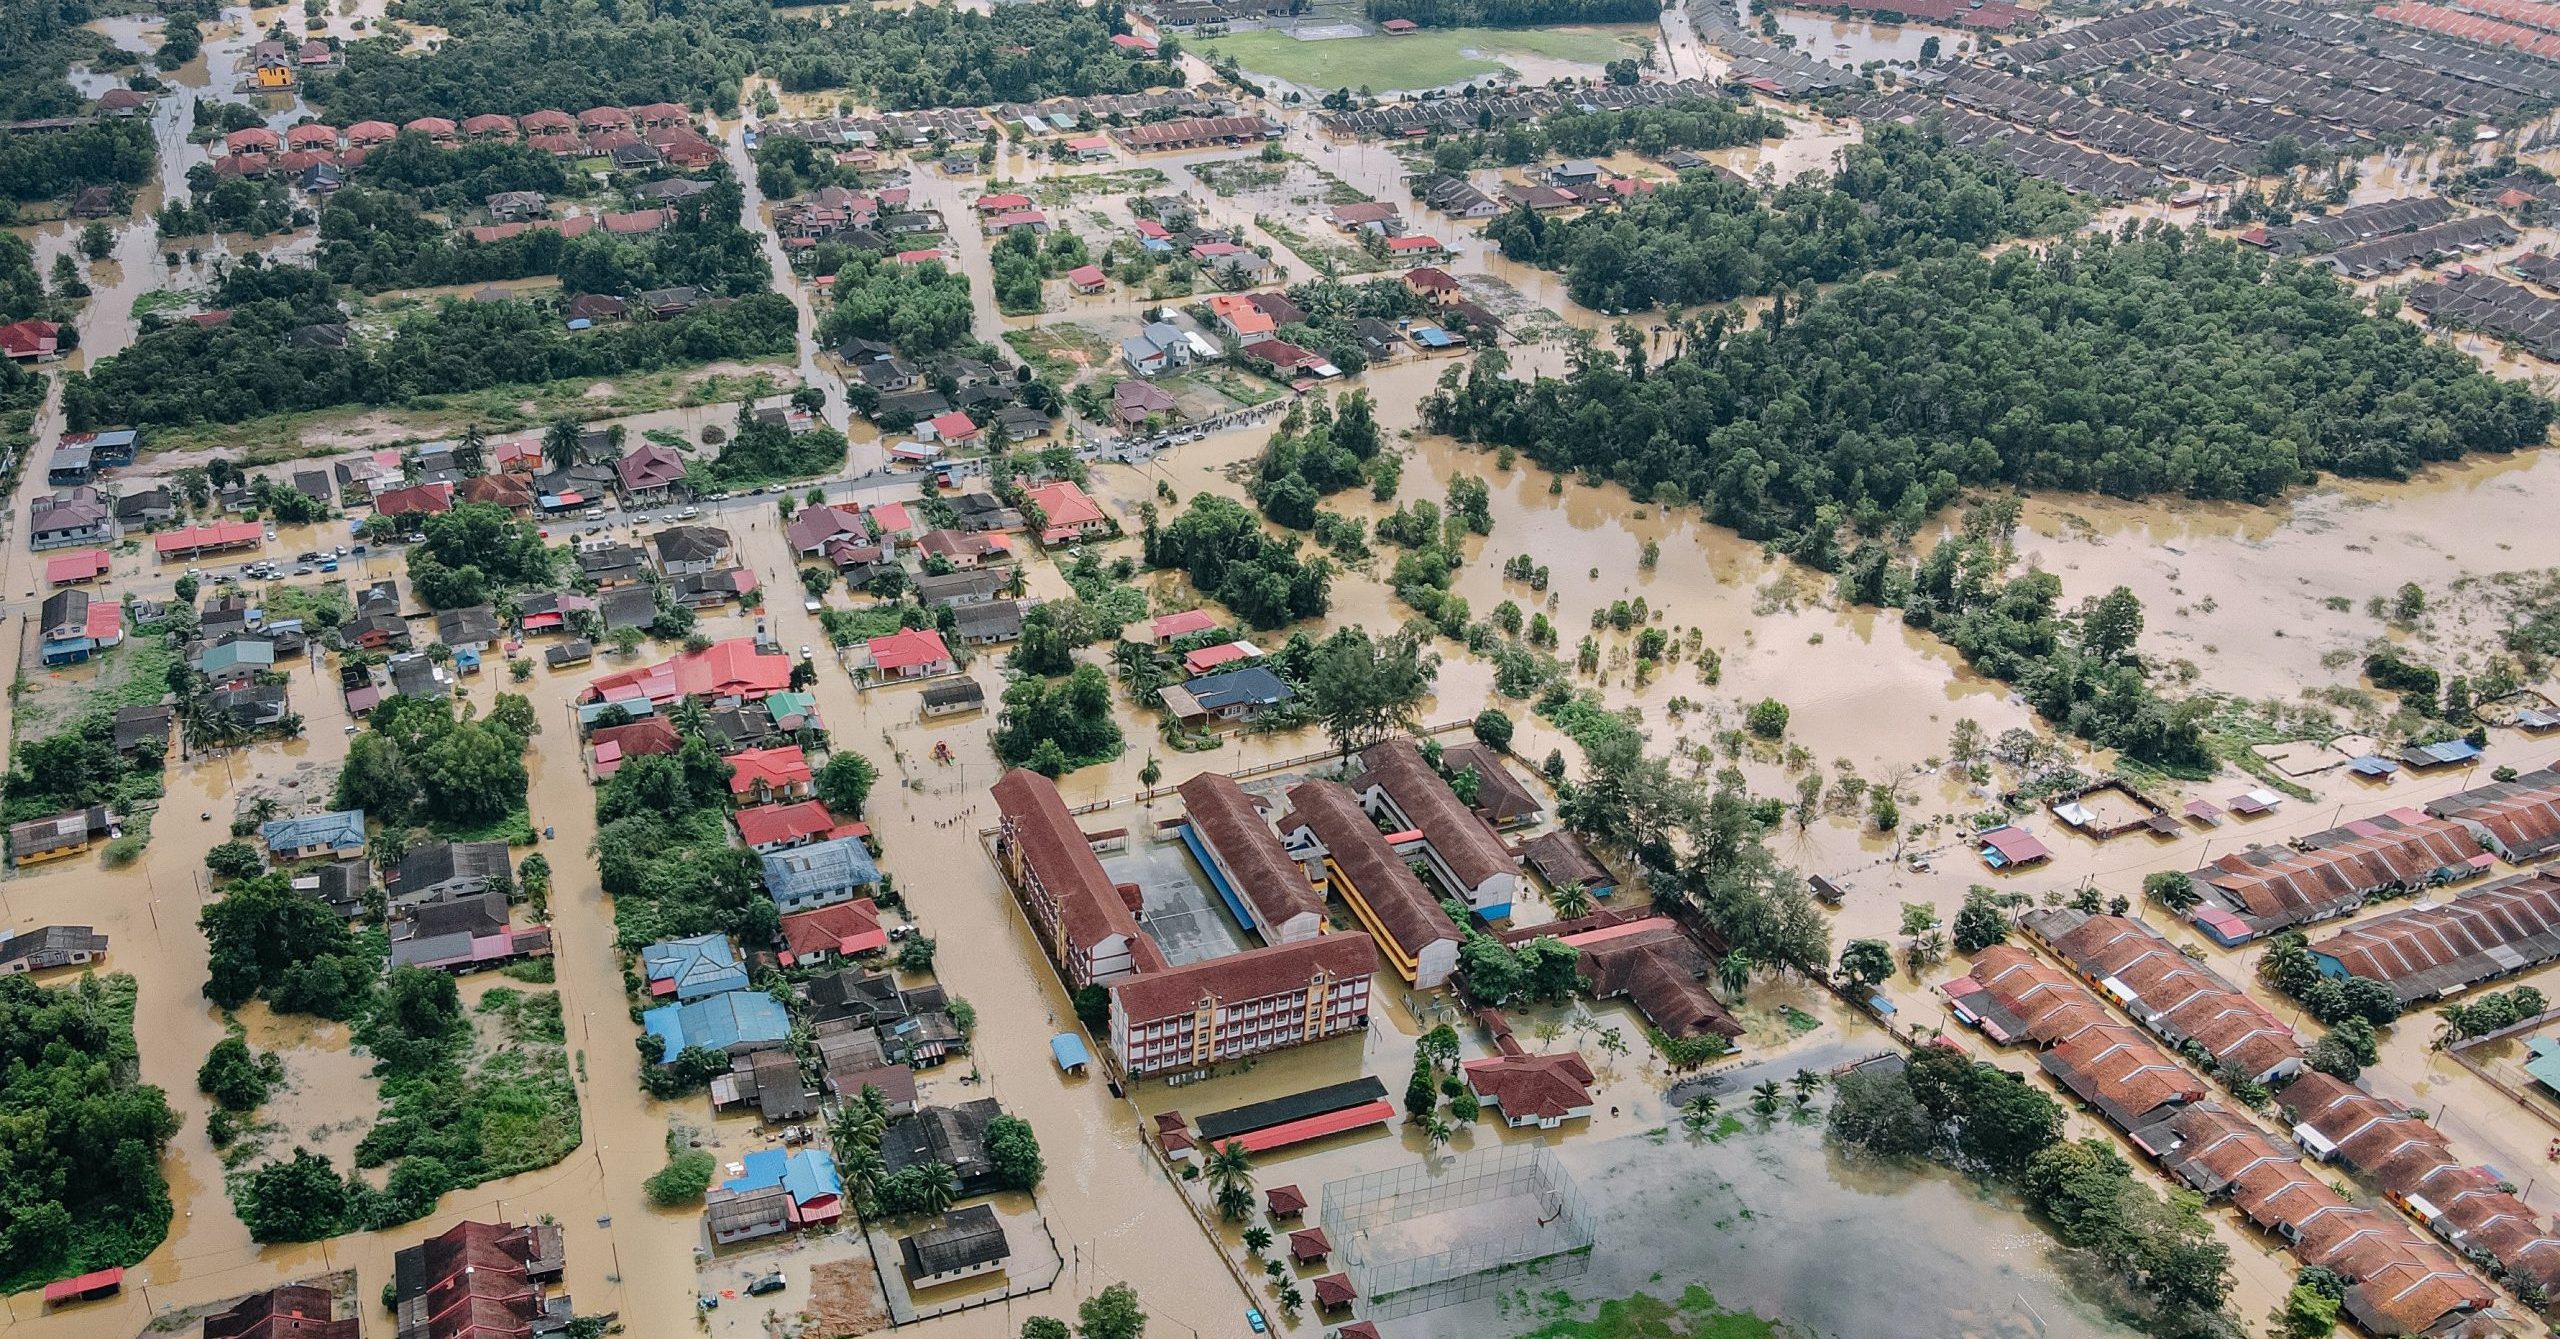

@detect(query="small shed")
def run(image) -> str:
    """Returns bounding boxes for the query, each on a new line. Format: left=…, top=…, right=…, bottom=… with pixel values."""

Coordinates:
left=1265, top=1184, right=1306, bottom=1218
left=42, top=1268, right=123, bottom=1307
left=1977, top=825, right=2051, bottom=870
left=1313, top=1273, right=1357, bottom=1310
left=1289, top=1227, right=1332, bottom=1264
left=1050, top=1032, right=1090, bottom=1074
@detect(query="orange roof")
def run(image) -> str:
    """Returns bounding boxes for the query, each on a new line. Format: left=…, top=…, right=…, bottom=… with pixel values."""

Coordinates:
left=1028, top=480, right=1104, bottom=531
left=727, top=745, right=812, bottom=796
left=779, top=897, right=886, bottom=962
left=867, top=627, right=950, bottom=672
left=585, top=636, right=793, bottom=704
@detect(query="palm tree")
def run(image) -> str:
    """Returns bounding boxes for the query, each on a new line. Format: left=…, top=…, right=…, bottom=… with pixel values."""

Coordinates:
left=1750, top=1079, right=1782, bottom=1119
left=1551, top=882, right=1593, bottom=920
left=542, top=418, right=583, bottom=468
left=912, top=1167, right=959, bottom=1219
left=1243, top=1226, right=1273, bottom=1256
left=1205, top=1140, right=1256, bottom=1221
left=837, top=1141, right=887, bottom=1218
left=1681, top=1094, right=1719, bottom=1135
left=1422, top=1115, right=1454, bottom=1153
left=1716, top=949, right=1753, bottom=1001
left=1790, top=1068, right=1825, bottom=1103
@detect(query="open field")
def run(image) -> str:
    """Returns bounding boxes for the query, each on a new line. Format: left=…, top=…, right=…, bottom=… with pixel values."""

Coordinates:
left=1197, top=25, right=1641, bottom=91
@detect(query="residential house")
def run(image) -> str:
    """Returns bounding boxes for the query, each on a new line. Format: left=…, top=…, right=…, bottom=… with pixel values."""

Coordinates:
left=260, top=809, right=367, bottom=860
left=1119, top=321, right=1193, bottom=378
left=762, top=834, right=881, bottom=913
left=194, top=637, right=278, bottom=688
left=864, top=628, right=955, bottom=680
left=777, top=897, right=888, bottom=965
left=881, top=1098, right=1005, bottom=1194
left=728, top=745, right=816, bottom=804
left=389, top=1221, right=567, bottom=1339
left=1158, top=666, right=1293, bottom=728
left=899, top=1206, right=1009, bottom=1288
left=209, top=683, right=290, bottom=731
left=953, top=599, right=1025, bottom=645
left=201, top=1284, right=354, bottom=1339
left=922, top=679, right=985, bottom=717
left=1111, top=378, right=1177, bottom=429
left=643, top=989, right=793, bottom=1061
left=915, top=570, right=1010, bottom=608
left=29, top=492, right=113, bottom=550
left=576, top=541, right=650, bottom=588
left=1027, top=480, right=1107, bottom=545
left=642, top=933, right=751, bottom=1000
left=383, top=840, right=513, bottom=910
left=432, top=604, right=500, bottom=653
left=617, top=443, right=688, bottom=503
left=8, top=808, right=116, bottom=867
left=651, top=524, right=732, bottom=576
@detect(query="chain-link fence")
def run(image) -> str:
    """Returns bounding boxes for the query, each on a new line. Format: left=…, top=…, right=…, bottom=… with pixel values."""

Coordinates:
left=1319, top=1143, right=1594, bottom=1319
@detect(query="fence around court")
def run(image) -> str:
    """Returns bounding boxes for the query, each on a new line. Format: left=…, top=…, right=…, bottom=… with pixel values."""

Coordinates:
left=1319, top=1141, right=1595, bottom=1319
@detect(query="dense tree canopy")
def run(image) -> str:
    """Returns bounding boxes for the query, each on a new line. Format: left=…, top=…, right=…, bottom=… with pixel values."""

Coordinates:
left=1490, top=124, right=2083, bottom=312
left=0, top=974, right=179, bottom=1295
left=305, top=0, right=1175, bottom=122
left=1428, top=227, right=2554, bottom=546
left=1143, top=494, right=1332, bottom=630
left=1423, top=98, right=1782, bottom=170
left=320, top=176, right=770, bottom=296
left=65, top=256, right=797, bottom=429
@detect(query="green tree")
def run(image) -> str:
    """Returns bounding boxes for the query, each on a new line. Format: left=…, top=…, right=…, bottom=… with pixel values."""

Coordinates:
left=1838, top=938, right=1894, bottom=991
left=1204, top=1139, right=1255, bottom=1221
left=1472, top=707, right=1514, bottom=751
left=198, top=1035, right=281, bottom=1111
left=1950, top=886, right=2010, bottom=954
left=816, top=752, right=879, bottom=817
left=1023, top=1319, right=1072, bottom=1339
left=1744, top=698, right=1789, bottom=738
left=987, top=1114, right=1045, bottom=1191
left=204, top=839, right=264, bottom=882
left=2142, top=870, right=2200, bottom=913
left=1078, top=1282, right=1146, bottom=1339
left=1307, top=626, right=1438, bottom=756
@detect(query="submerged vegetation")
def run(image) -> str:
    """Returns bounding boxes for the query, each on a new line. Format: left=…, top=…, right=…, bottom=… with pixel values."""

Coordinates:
left=0, top=974, right=179, bottom=1296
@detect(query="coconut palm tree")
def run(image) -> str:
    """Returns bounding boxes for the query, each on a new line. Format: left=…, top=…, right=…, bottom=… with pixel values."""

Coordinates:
left=1716, top=949, right=1753, bottom=1001
left=1551, top=882, right=1593, bottom=920
left=911, top=1166, right=959, bottom=1219
left=1243, top=1226, right=1273, bottom=1256
left=1790, top=1068, right=1825, bottom=1105
left=1750, top=1079, right=1782, bottom=1119
left=1205, top=1140, right=1256, bottom=1221
left=1681, top=1094, right=1719, bottom=1136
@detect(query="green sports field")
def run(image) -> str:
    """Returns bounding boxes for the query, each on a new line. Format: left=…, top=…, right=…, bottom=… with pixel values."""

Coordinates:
left=1197, top=25, right=1642, bottom=92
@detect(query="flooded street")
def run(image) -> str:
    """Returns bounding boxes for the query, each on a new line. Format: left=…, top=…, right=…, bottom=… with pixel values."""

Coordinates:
left=15, top=5, right=2560, bottom=1335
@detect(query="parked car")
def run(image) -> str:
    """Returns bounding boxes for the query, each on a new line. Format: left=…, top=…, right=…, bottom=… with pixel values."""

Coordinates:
left=746, top=1273, right=786, bottom=1297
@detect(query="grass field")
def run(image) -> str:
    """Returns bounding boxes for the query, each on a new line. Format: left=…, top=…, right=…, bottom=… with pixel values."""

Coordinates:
left=1199, top=25, right=1640, bottom=91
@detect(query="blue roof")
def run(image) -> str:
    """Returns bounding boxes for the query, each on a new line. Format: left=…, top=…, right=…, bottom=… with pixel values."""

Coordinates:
left=2349, top=755, right=2401, bottom=776
left=260, top=808, right=367, bottom=852
left=2407, top=739, right=2484, bottom=766
left=575, top=697, right=657, bottom=727
left=762, top=834, right=880, bottom=904
left=1411, top=326, right=1455, bottom=348
left=642, top=989, right=790, bottom=1062
left=641, top=933, right=749, bottom=1001
left=1182, top=666, right=1292, bottom=711
left=1051, top=1033, right=1091, bottom=1070
left=724, top=1146, right=842, bottom=1207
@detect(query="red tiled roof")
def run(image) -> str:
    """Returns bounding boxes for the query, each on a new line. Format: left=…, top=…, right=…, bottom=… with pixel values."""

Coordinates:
left=2207, top=818, right=2480, bottom=919
left=44, top=548, right=110, bottom=584
left=2308, top=868, right=2560, bottom=990
left=1151, top=609, right=1216, bottom=639
left=928, top=410, right=979, bottom=440
left=585, top=636, right=792, bottom=704
left=735, top=799, right=841, bottom=848
left=1360, top=737, right=1513, bottom=894
left=1284, top=778, right=1453, bottom=965
left=1288, top=1227, right=1333, bottom=1262
left=152, top=521, right=263, bottom=555
left=728, top=745, right=812, bottom=796
left=1109, top=934, right=1377, bottom=1026
left=375, top=482, right=456, bottom=516
left=993, top=769, right=1169, bottom=973
left=1178, top=771, right=1322, bottom=930
left=2039, top=914, right=2303, bottom=1077
left=1265, top=1184, right=1306, bottom=1215
left=1463, top=1050, right=1595, bottom=1120
left=780, top=897, right=887, bottom=963
left=591, top=717, right=679, bottom=760
left=867, top=627, right=950, bottom=672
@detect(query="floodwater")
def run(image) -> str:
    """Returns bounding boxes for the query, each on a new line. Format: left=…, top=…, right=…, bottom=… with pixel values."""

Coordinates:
left=1734, top=0, right=1969, bottom=67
